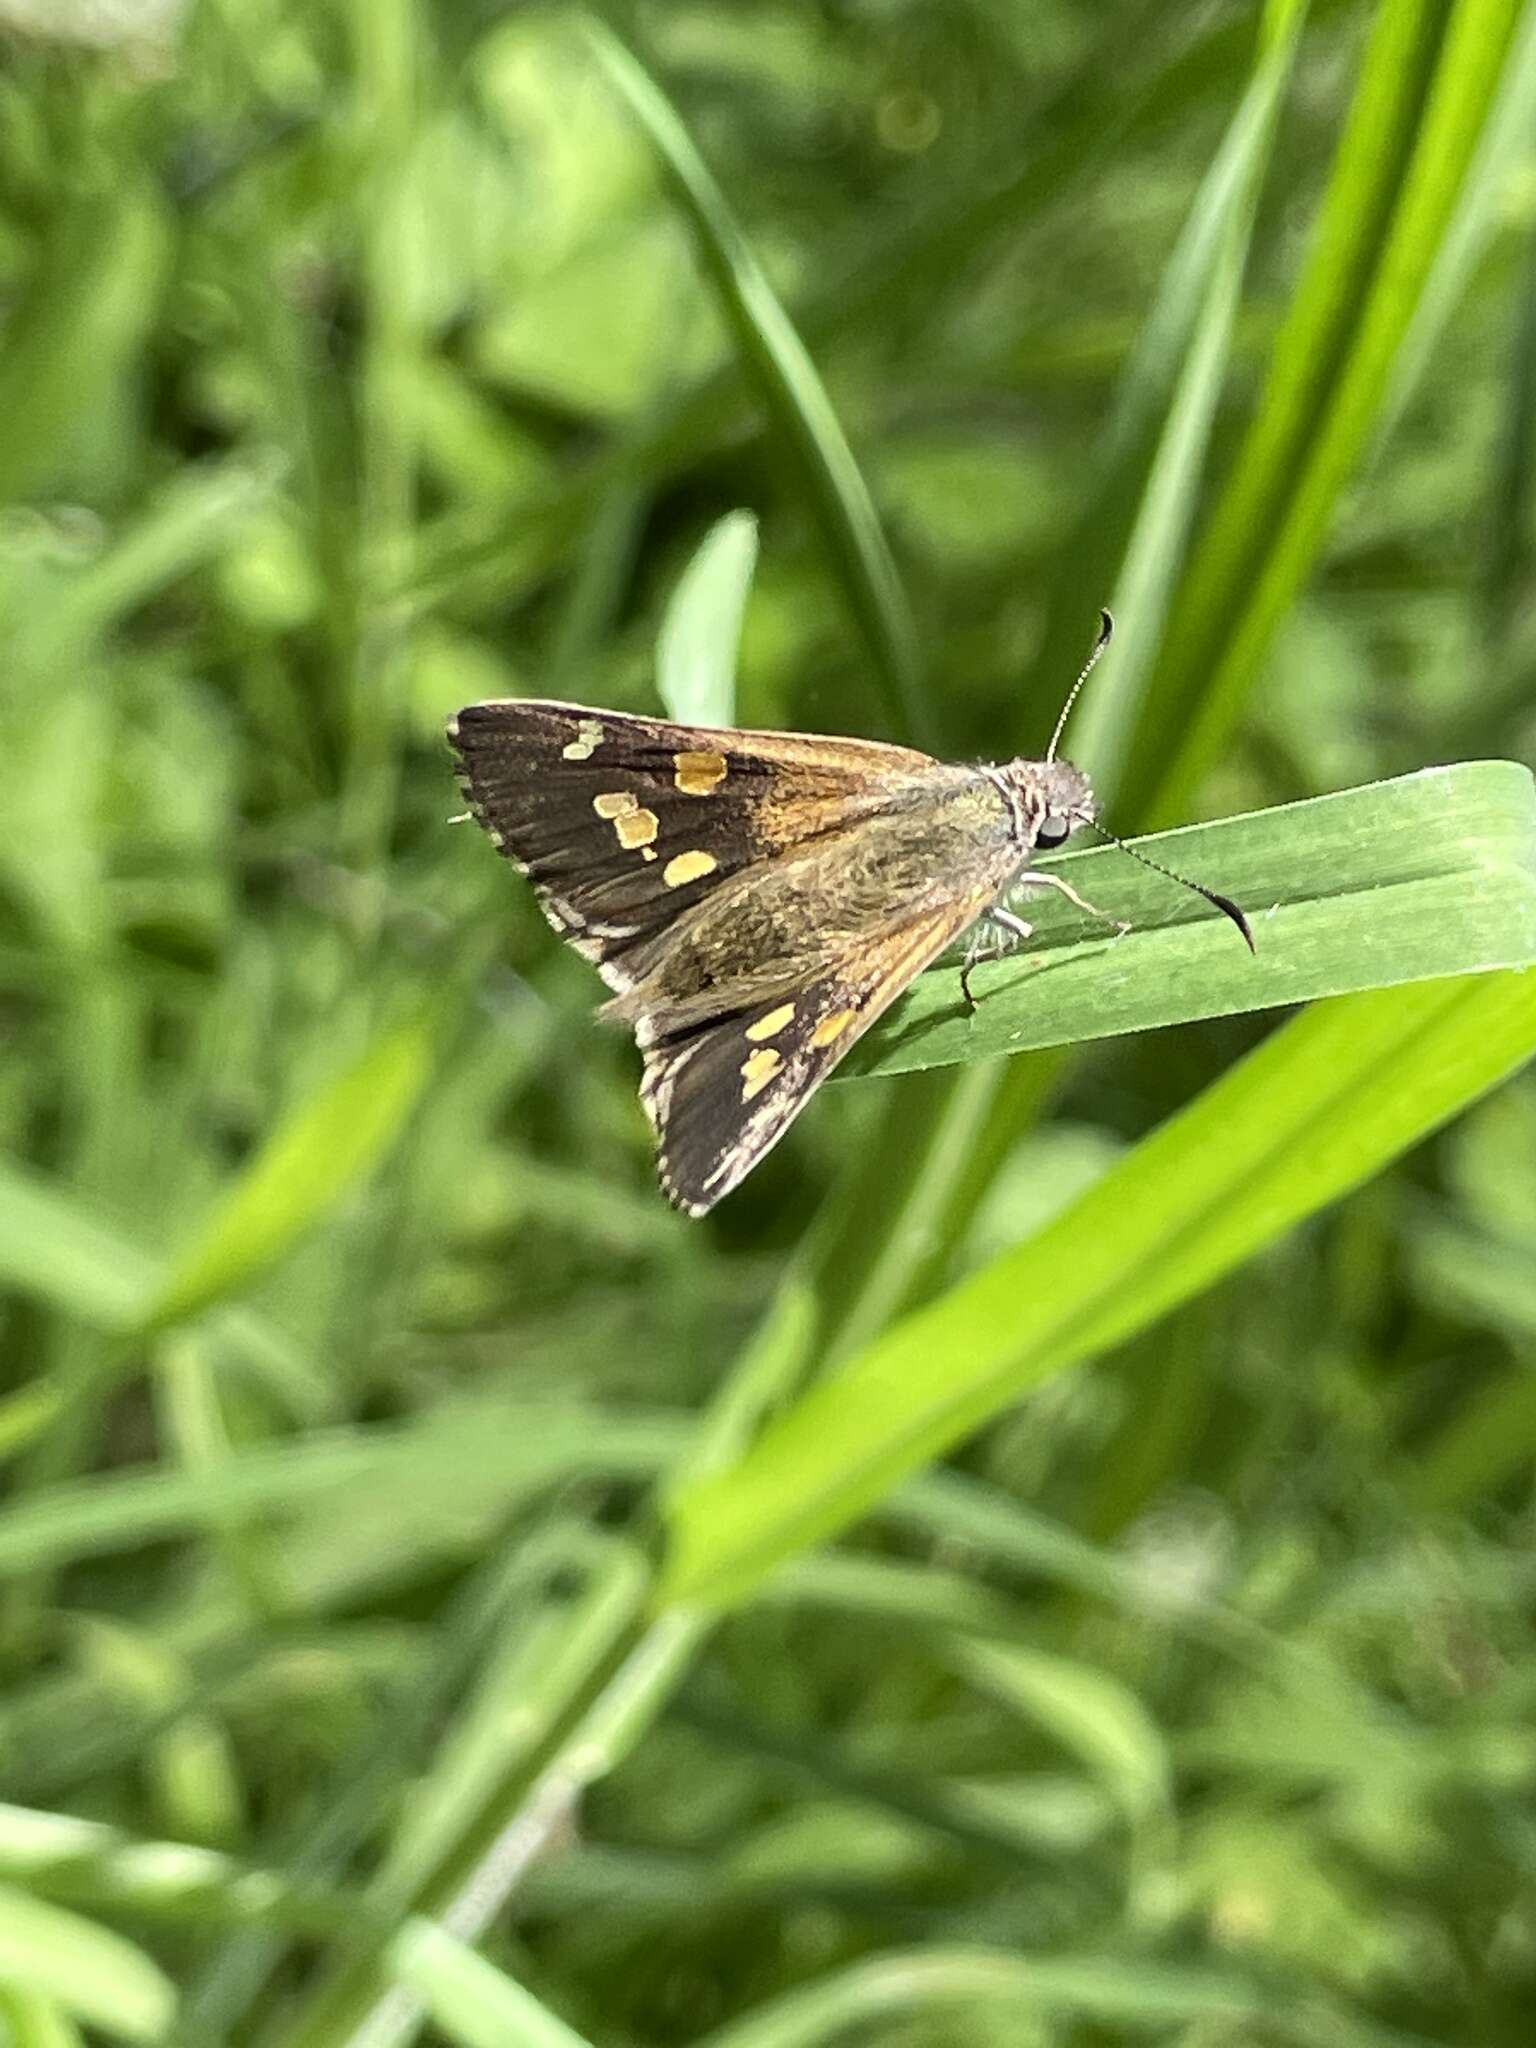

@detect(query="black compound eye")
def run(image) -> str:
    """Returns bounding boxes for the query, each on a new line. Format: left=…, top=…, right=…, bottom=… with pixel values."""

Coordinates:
left=1036, top=815, right=1071, bottom=850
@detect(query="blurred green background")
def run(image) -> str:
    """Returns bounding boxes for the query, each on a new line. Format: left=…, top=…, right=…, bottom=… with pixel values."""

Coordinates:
left=3, top=1, right=1536, bottom=2044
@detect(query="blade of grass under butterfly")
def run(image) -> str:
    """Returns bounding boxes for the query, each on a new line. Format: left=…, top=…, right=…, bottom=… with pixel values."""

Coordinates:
left=849, top=761, right=1536, bottom=1076
left=664, top=965, right=1536, bottom=1610
left=576, top=16, right=928, bottom=749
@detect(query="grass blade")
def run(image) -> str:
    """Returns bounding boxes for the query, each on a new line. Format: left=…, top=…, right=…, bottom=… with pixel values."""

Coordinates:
left=0, top=1883, right=174, bottom=2044
left=1128, top=0, right=1532, bottom=824
left=655, top=509, right=756, bottom=727
left=850, top=760, right=1536, bottom=1076
left=686, top=1949, right=1276, bottom=2048
left=143, top=1012, right=436, bottom=1330
left=389, top=1922, right=595, bottom=2048
left=665, top=965, right=1536, bottom=1609
left=796, top=0, right=1314, bottom=1360
left=1037, top=0, right=1310, bottom=787
left=0, top=1405, right=683, bottom=1581
left=578, top=17, right=928, bottom=746
left=0, top=1158, right=157, bottom=1330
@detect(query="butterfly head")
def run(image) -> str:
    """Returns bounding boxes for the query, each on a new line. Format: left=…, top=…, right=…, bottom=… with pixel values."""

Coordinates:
left=1002, top=755, right=1097, bottom=852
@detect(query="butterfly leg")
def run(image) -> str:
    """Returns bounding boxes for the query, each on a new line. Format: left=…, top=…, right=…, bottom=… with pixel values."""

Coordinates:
left=960, top=907, right=1034, bottom=1011
left=1014, top=868, right=1132, bottom=936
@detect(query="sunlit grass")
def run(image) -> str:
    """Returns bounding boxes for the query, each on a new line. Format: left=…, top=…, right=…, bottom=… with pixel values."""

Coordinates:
left=1, top=2, right=1535, bottom=2044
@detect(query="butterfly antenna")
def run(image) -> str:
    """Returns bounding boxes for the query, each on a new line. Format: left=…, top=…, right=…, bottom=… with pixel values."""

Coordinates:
left=1046, top=607, right=1114, bottom=763
left=1095, top=824, right=1255, bottom=952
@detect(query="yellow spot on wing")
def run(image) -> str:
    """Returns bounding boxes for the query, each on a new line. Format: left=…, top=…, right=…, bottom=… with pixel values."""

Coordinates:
left=741, top=1046, right=783, bottom=1101
left=674, top=749, right=728, bottom=794
left=641, top=846, right=658, bottom=862
left=810, top=1007, right=857, bottom=1047
left=563, top=718, right=605, bottom=761
left=593, top=791, right=637, bottom=819
left=663, top=849, right=718, bottom=887
left=616, top=807, right=659, bottom=849
left=746, top=1003, right=796, bottom=1041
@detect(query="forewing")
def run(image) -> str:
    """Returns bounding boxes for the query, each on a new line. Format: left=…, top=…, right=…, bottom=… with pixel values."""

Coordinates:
left=643, top=888, right=997, bottom=1216
left=448, top=699, right=935, bottom=992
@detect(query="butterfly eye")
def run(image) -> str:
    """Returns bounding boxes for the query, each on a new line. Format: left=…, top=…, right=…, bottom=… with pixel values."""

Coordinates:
left=1036, top=815, right=1071, bottom=850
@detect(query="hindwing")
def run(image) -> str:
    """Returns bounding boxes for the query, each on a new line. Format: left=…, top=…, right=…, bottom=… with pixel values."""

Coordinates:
left=636, top=886, right=1000, bottom=1214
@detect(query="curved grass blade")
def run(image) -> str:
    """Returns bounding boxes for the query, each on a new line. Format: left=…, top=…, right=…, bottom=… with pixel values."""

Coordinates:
left=389, top=1921, right=596, bottom=2048
left=683, top=1946, right=1381, bottom=2048
left=0, top=1883, right=174, bottom=2045
left=1033, top=0, right=1310, bottom=786
left=1127, top=0, right=1533, bottom=826
left=665, top=964, right=1536, bottom=1610
left=577, top=17, right=928, bottom=746
left=849, top=761, right=1536, bottom=1077
left=0, top=1406, right=683, bottom=1581
left=142, top=1011, right=436, bottom=1331
left=797, top=0, right=1313, bottom=1362
left=656, top=508, right=756, bottom=728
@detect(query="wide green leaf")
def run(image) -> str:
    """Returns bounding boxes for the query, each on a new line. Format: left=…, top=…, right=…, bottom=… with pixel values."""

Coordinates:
left=849, top=761, right=1536, bottom=1077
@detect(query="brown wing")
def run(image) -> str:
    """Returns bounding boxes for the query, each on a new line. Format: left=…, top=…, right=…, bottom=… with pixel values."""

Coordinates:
left=640, top=887, right=999, bottom=1215
left=448, top=700, right=936, bottom=994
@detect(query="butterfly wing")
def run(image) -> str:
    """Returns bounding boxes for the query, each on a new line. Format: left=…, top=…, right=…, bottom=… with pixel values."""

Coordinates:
left=451, top=698, right=1018, bottom=1214
left=448, top=700, right=935, bottom=995
left=638, top=883, right=1000, bottom=1215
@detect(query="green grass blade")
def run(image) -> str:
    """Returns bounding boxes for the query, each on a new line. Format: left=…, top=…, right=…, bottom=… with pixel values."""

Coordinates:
left=0, top=1987, right=87, bottom=2048
left=1482, top=209, right=1536, bottom=651
left=848, top=761, right=1536, bottom=1076
left=797, top=0, right=1313, bottom=1362
left=955, top=1642, right=1171, bottom=1827
left=0, top=1882, right=174, bottom=2045
left=664, top=965, right=1536, bottom=1609
left=0, top=1157, right=157, bottom=1331
left=142, top=1012, right=436, bottom=1330
left=1127, top=0, right=1531, bottom=824
left=578, top=17, right=928, bottom=746
left=0, top=180, right=166, bottom=505
left=388, top=1922, right=595, bottom=2048
left=1041, top=0, right=1309, bottom=787
left=685, top=1949, right=1279, bottom=2048
left=0, top=1157, right=334, bottom=1424
left=655, top=509, right=756, bottom=727
left=1375, top=1, right=1536, bottom=455
left=0, top=1405, right=683, bottom=1581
